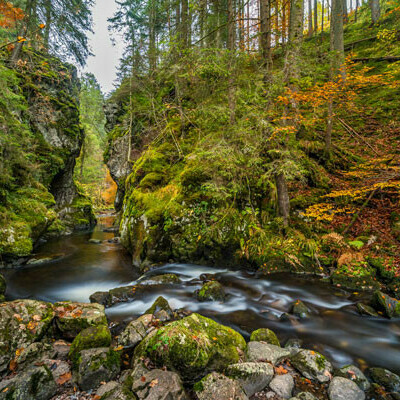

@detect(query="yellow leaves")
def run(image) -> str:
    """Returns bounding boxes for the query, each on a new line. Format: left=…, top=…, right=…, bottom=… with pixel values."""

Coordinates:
left=17, top=36, right=26, bottom=43
left=113, top=346, right=124, bottom=351
left=15, top=348, right=24, bottom=357
left=303, top=203, right=354, bottom=222
left=27, top=321, right=38, bottom=331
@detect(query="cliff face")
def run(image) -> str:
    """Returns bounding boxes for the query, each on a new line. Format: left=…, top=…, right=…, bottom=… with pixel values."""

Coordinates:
left=0, top=49, right=95, bottom=261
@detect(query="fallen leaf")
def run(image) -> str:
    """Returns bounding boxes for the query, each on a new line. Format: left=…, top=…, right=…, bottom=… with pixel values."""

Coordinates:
left=149, top=379, right=158, bottom=388
left=57, top=372, right=72, bottom=385
left=275, top=365, right=288, bottom=375
left=9, top=359, right=17, bottom=372
left=32, top=315, right=42, bottom=322
left=113, top=346, right=124, bottom=351
left=141, top=376, right=146, bottom=382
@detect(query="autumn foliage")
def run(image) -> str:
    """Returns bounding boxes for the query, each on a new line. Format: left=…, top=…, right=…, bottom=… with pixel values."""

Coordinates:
left=0, top=1, right=24, bottom=28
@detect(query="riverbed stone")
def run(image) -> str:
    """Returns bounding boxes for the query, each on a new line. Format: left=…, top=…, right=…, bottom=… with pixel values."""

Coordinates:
left=245, top=342, right=292, bottom=365
left=89, top=291, right=110, bottom=306
left=0, top=299, right=54, bottom=373
left=132, top=369, right=188, bottom=399
left=0, top=365, right=57, bottom=400
left=290, top=300, right=311, bottom=318
left=147, top=273, right=182, bottom=284
left=226, top=362, right=274, bottom=396
left=15, top=342, right=56, bottom=370
left=196, top=281, right=225, bottom=302
left=134, top=313, right=246, bottom=382
left=144, top=296, right=173, bottom=321
left=250, top=328, right=280, bottom=346
left=75, top=347, right=121, bottom=391
left=369, top=368, right=400, bottom=392
left=292, top=393, right=318, bottom=400
left=372, top=291, right=400, bottom=318
left=328, top=377, right=365, bottom=400
left=68, top=324, right=112, bottom=366
left=357, top=303, right=379, bottom=317
left=118, top=314, right=154, bottom=348
left=96, top=381, right=119, bottom=397
left=270, top=373, right=294, bottom=399
left=193, top=372, right=248, bottom=400
left=285, top=339, right=303, bottom=349
left=54, top=301, right=107, bottom=339
left=335, top=365, right=370, bottom=391
left=291, top=349, right=333, bottom=383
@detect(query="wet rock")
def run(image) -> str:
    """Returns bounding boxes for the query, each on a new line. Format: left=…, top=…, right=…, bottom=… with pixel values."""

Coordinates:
left=0, top=300, right=54, bottom=373
left=335, top=364, right=370, bottom=391
left=88, top=238, right=102, bottom=244
left=89, top=291, right=110, bottom=306
left=134, top=313, right=246, bottom=382
left=372, top=291, right=400, bottom=318
left=68, top=324, right=112, bottom=365
left=15, top=342, right=56, bottom=370
left=118, top=314, right=154, bottom=348
left=132, top=369, right=188, bottom=399
left=328, top=377, right=365, bottom=400
left=270, top=373, right=294, bottom=399
left=96, top=381, right=119, bottom=397
left=26, top=254, right=64, bottom=265
left=0, top=274, right=6, bottom=298
left=107, top=285, right=143, bottom=307
left=292, top=393, right=318, bottom=400
left=54, top=301, right=107, bottom=339
left=290, top=300, right=311, bottom=318
left=226, top=362, right=274, bottom=397
left=144, top=296, right=173, bottom=321
left=369, top=367, right=400, bottom=392
left=100, top=388, right=137, bottom=400
left=193, top=372, right=248, bottom=400
left=43, top=359, right=70, bottom=386
left=250, top=328, right=280, bottom=346
left=75, top=347, right=120, bottom=391
left=245, top=342, right=292, bottom=365
left=357, top=303, right=379, bottom=317
left=195, top=281, right=225, bottom=302
left=0, top=365, right=57, bottom=400
left=147, top=273, right=182, bottom=284
left=285, top=339, right=303, bottom=349
left=291, top=349, right=333, bottom=383
left=51, top=339, right=71, bottom=360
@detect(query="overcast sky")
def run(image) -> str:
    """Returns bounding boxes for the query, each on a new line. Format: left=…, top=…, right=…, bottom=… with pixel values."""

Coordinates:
left=83, top=0, right=125, bottom=95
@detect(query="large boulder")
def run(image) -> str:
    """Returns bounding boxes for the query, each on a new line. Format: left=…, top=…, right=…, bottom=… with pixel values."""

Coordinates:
left=369, top=368, right=400, bottom=392
left=0, top=300, right=54, bottom=373
left=68, top=324, right=112, bottom=366
left=372, top=291, right=400, bottom=318
left=54, top=301, right=107, bottom=339
left=0, top=365, right=57, bottom=400
left=196, top=281, right=225, bottom=302
left=193, top=372, right=248, bottom=400
left=328, top=377, right=365, bottom=400
left=75, top=347, right=121, bottom=391
left=226, top=362, right=274, bottom=397
left=245, top=342, right=292, bottom=365
left=134, top=313, right=246, bottom=382
left=118, top=314, right=154, bottom=348
left=291, top=350, right=333, bottom=383
left=335, top=365, right=370, bottom=391
left=131, top=369, right=188, bottom=400
left=144, top=296, right=173, bottom=321
left=250, top=328, right=280, bottom=346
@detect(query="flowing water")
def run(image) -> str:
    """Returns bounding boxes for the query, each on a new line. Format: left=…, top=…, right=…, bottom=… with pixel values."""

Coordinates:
left=3, top=214, right=400, bottom=373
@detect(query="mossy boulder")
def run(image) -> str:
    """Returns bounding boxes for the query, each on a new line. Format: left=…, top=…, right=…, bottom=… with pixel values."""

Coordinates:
left=134, top=313, right=246, bottom=382
left=68, top=325, right=111, bottom=366
left=372, top=291, right=400, bottom=318
left=335, top=365, right=370, bottom=391
left=369, top=368, right=400, bottom=392
left=250, top=328, right=280, bottom=346
left=54, top=302, right=107, bottom=339
left=356, top=303, right=379, bottom=317
left=290, top=300, right=311, bottom=319
left=144, top=296, right=173, bottom=321
left=147, top=274, right=182, bottom=284
left=196, top=281, right=225, bottom=302
left=331, top=262, right=380, bottom=291
left=291, top=349, right=333, bottom=383
left=75, top=347, right=121, bottom=391
left=0, top=300, right=54, bottom=373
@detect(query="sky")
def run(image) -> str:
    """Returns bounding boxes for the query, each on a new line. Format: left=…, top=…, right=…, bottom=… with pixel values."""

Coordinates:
left=83, top=0, right=125, bottom=95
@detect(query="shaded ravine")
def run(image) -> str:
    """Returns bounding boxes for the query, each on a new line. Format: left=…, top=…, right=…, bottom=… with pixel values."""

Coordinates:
left=3, top=214, right=400, bottom=374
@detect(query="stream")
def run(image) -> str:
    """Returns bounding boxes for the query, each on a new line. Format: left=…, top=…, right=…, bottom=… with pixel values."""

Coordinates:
left=3, top=214, right=400, bottom=374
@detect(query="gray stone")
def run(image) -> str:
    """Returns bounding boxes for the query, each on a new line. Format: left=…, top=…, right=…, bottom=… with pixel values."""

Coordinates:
left=89, top=239, right=102, bottom=244
left=285, top=339, right=303, bottom=349
left=291, top=349, right=333, bottom=383
left=96, top=381, right=119, bottom=397
left=328, top=377, right=365, bottom=400
left=147, top=274, right=182, bottom=284
left=15, top=342, right=56, bottom=370
left=335, top=365, right=370, bottom=391
left=245, top=342, right=292, bottom=365
left=194, top=372, right=248, bottom=400
left=75, top=347, right=120, bottom=391
left=144, top=297, right=174, bottom=321
left=0, top=365, right=57, bottom=400
left=51, top=339, right=71, bottom=360
left=226, top=362, right=274, bottom=396
left=369, top=367, right=400, bottom=392
left=270, top=374, right=294, bottom=399
left=132, top=369, right=188, bottom=399
left=44, top=359, right=70, bottom=385
left=118, top=314, right=154, bottom=348
left=290, top=393, right=318, bottom=400
left=101, top=388, right=137, bottom=400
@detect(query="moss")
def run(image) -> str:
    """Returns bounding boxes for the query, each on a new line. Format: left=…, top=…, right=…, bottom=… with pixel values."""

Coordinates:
left=250, top=328, right=280, bottom=346
left=134, top=313, right=246, bottom=382
left=144, top=296, right=173, bottom=316
left=196, top=281, right=225, bottom=302
left=69, top=325, right=111, bottom=367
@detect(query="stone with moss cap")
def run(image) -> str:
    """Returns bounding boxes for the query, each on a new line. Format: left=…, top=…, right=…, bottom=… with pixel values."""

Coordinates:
left=68, top=324, right=111, bottom=366
left=291, top=349, right=333, bottom=383
left=54, top=301, right=107, bottom=339
left=144, top=296, right=173, bottom=321
left=147, top=273, right=182, bottom=284
left=372, top=291, right=400, bottom=318
left=290, top=300, right=311, bottom=319
left=134, top=313, right=246, bottom=383
left=250, top=328, right=280, bottom=346
left=0, top=299, right=54, bottom=374
left=196, top=281, right=225, bottom=302
left=368, top=367, right=400, bottom=392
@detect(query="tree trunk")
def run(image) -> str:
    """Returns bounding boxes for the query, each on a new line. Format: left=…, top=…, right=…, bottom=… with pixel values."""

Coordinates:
left=260, top=0, right=272, bottom=72
left=148, top=1, right=157, bottom=71
left=321, top=0, right=325, bottom=33
left=276, top=172, right=290, bottom=227
left=181, top=0, right=189, bottom=48
left=314, top=0, right=318, bottom=33
left=199, top=0, right=207, bottom=48
left=355, top=0, right=359, bottom=21
left=308, top=0, right=313, bottom=36
left=330, top=0, right=345, bottom=79
left=369, top=0, right=380, bottom=24
left=11, top=0, right=34, bottom=64
left=44, top=0, right=51, bottom=50
left=343, top=0, right=348, bottom=23
left=227, top=0, right=236, bottom=124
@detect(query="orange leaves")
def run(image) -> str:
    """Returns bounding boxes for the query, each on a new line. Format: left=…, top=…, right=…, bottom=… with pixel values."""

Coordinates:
left=0, top=2, right=24, bottom=28
left=275, top=365, right=288, bottom=375
left=39, top=23, right=46, bottom=29
left=56, top=372, right=72, bottom=385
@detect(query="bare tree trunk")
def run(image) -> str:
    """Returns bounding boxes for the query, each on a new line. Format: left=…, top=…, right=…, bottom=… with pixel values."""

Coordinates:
left=314, top=0, right=318, bottom=33
left=227, top=0, right=236, bottom=124
left=355, top=0, right=359, bottom=21
left=44, top=0, right=51, bottom=50
left=308, top=0, right=313, bottom=36
left=276, top=173, right=290, bottom=227
left=321, top=0, right=325, bottom=33
left=343, top=0, right=348, bottom=23
left=199, top=0, right=207, bottom=48
left=260, top=0, right=272, bottom=73
left=11, top=0, right=34, bottom=64
left=369, top=0, right=380, bottom=24
left=181, top=0, right=189, bottom=48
